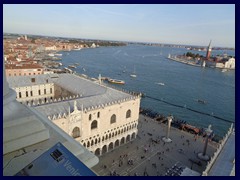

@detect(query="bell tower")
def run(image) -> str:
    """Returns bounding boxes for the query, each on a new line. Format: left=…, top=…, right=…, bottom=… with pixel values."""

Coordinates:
left=206, top=40, right=212, bottom=59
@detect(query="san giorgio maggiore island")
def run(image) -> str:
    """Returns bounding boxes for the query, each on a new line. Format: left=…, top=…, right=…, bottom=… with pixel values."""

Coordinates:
left=3, top=33, right=235, bottom=176
left=167, top=40, right=235, bottom=70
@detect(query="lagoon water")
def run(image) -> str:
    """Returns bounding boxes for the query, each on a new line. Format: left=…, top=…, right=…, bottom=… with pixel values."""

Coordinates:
left=61, top=45, right=235, bottom=137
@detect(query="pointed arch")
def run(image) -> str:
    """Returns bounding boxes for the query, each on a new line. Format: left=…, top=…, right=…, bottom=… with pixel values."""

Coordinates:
left=120, top=137, right=125, bottom=145
left=102, top=145, right=107, bottom=154
left=95, top=148, right=101, bottom=156
left=126, top=134, right=131, bottom=142
left=115, top=139, right=120, bottom=147
left=72, top=127, right=80, bottom=138
left=126, top=109, right=131, bottom=118
left=108, top=142, right=114, bottom=151
left=91, top=120, right=98, bottom=130
left=110, top=114, right=116, bottom=124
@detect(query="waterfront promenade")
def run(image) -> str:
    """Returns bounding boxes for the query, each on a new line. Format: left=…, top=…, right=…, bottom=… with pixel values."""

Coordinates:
left=92, top=114, right=217, bottom=176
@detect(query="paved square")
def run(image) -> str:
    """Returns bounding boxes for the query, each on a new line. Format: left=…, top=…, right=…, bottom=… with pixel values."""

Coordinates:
left=92, top=114, right=217, bottom=176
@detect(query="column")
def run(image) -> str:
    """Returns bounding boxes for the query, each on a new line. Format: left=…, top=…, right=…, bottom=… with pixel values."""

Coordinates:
left=162, top=116, right=173, bottom=143
left=198, top=124, right=213, bottom=161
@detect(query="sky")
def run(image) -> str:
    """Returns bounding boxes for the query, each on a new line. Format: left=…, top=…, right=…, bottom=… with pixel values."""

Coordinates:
left=3, top=4, right=235, bottom=47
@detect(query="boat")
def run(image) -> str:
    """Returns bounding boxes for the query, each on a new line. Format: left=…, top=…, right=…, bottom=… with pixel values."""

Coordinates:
left=130, top=74, right=137, bottom=78
left=107, top=78, right=125, bottom=85
left=221, top=69, right=227, bottom=72
left=130, top=66, right=137, bottom=78
left=64, top=67, right=73, bottom=73
left=68, top=65, right=77, bottom=69
left=48, top=53, right=55, bottom=57
left=54, top=53, right=62, bottom=56
left=74, top=63, right=80, bottom=66
left=196, top=99, right=207, bottom=104
left=73, top=48, right=82, bottom=51
left=156, top=82, right=165, bottom=86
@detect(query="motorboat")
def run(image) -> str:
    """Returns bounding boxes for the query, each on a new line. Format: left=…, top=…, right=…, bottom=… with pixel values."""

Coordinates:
left=156, top=82, right=165, bottom=86
left=197, top=99, right=207, bottom=104
left=107, top=78, right=125, bottom=85
left=68, top=65, right=77, bottom=68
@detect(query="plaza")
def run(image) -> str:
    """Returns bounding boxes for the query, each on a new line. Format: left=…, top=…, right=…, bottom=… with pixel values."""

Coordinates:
left=92, top=114, right=217, bottom=176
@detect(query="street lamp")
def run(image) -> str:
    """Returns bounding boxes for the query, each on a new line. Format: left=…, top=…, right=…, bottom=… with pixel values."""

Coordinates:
left=198, top=124, right=213, bottom=161
left=162, top=116, right=173, bottom=143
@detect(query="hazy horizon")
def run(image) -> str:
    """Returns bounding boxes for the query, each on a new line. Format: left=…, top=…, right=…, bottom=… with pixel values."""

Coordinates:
left=3, top=4, right=235, bottom=48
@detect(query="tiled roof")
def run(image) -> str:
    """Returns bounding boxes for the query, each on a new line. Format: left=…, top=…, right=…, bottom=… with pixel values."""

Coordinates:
left=7, top=73, right=136, bottom=117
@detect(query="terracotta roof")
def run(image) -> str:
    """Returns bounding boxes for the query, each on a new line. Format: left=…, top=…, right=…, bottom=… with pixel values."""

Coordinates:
left=5, top=63, right=43, bottom=69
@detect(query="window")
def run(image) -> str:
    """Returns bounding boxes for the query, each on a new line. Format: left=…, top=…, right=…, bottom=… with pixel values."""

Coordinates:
left=26, top=91, right=28, bottom=97
left=38, top=90, right=41, bottom=95
left=126, top=109, right=131, bottom=118
left=110, top=114, right=116, bottom=124
left=14, top=73, right=16, bottom=76
left=89, top=114, right=92, bottom=121
left=29, top=73, right=31, bottom=75
left=50, top=88, right=52, bottom=94
left=91, top=120, right=98, bottom=130
left=24, top=73, right=26, bottom=76
left=72, top=127, right=80, bottom=138
left=31, top=78, right=35, bottom=83
left=44, top=89, right=46, bottom=94
left=30, top=91, right=33, bottom=96
left=19, top=92, right=21, bottom=98
left=19, top=73, right=21, bottom=76
left=97, top=112, right=100, bottom=118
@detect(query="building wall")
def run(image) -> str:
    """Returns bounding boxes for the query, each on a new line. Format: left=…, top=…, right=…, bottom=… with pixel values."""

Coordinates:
left=13, top=83, right=55, bottom=103
left=6, top=68, right=44, bottom=77
left=225, top=58, right=235, bottom=69
left=52, top=98, right=140, bottom=156
left=216, top=63, right=225, bottom=68
left=13, top=83, right=77, bottom=103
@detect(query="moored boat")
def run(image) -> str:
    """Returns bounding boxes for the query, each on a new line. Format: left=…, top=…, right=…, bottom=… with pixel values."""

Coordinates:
left=107, top=78, right=125, bottom=85
left=68, top=65, right=77, bottom=68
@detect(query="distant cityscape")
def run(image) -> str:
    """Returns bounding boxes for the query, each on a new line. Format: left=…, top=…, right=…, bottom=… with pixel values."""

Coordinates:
left=3, top=32, right=235, bottom=78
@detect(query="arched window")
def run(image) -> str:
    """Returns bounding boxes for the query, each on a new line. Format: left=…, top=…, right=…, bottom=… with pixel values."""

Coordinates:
left=91, top=120, right=98, bottom=130
left=72, top=127, right=80, bottom=138
left=110, top=114, right=116, bottom=124
left=97, top=112, right=100, bottom=118
left=89, top=114, right=92, bottom=120
left=126, top=109, right=131, bottom=118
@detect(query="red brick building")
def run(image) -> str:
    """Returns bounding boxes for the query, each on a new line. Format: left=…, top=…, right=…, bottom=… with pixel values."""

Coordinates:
left=5, top=63, right=44, bottom=77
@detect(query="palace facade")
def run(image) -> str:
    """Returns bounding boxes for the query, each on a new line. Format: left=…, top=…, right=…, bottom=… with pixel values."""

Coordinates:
left=7, top=73, right=141, bottom=156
